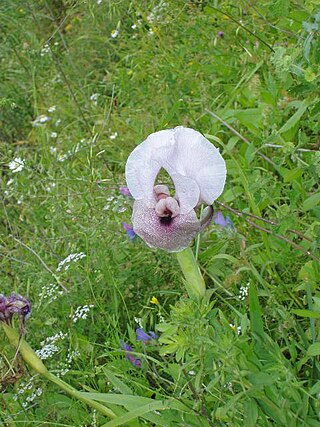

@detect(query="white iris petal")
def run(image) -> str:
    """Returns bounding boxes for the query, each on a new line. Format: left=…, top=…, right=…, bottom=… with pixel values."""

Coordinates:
left=125, top=126, right=226, bottom=251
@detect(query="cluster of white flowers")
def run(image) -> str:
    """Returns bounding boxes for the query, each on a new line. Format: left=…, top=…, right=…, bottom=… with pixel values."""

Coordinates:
left=131, top=2, right=167, bottom=33
left=32, top=114, right=50, bottom=127
left=45, top=182, right=56, bottom=192
left=39, top=283, right=63, bottom=304
left=50, top=131, right=58, bottom=138
left=239, top=283, right=249, bottom=301
left=36, top=331, right=67, bottom=360
left=40, top=43, right=50, bottom=56
left=36, top=343, right=59, bottom=360
left=109, top=131, right=118, bottom=140
left=13, top=376, right=43, bottom=408
left=48, top=105, right=56, bottom=113
left=70, top=304, right=94, bottom=323
left=40, top=331, right=68, bottom=347
left=56, top=252, right=86, bottom=272
left=8, top=157, right=25, bottom=173
left=57, top=349, right=80, bottom=376
left=103, top=192, right=128, bottom=213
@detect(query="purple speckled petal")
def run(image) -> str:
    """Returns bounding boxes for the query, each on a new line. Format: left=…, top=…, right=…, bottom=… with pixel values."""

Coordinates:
left=132, top=200, right=202, bottom=252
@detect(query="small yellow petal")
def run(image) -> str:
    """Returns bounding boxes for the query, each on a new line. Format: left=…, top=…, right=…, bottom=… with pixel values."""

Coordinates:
left=150, top=296, right=159, bottom=305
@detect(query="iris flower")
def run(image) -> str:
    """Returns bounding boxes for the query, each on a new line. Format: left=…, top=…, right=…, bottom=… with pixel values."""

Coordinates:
left=0, top=293, right=31, bottom=330
left=125, top=126, right=226, bottom=251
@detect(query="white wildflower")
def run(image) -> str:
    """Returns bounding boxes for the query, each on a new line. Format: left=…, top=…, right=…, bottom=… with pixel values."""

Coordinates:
left=8, top=157, right=25, bottom=173
left=111, top=29, right=119, bottom=38
left=36, top=343, right=59, bottom=360
left=134, top=317, right=142, bottom=327
left=50, top=132, right=58, bottom=138
left=48, top=105, right=56, bottom=112
left=109, top=132, right=118, bottom=140
left=32, top=114, right=50, bottom=127
left=70, top=304, right=94, bottom=323
left=7, top=179, right=14, bottom=186
left=57, top=153, right=67, bottom=162
left=90, top=93, right=100, bottom=102
left=40, top=43, right=50, bottom=56
left=39, top=283, right=63, bottom=304
left=50, top=146, right=57, bottom=154
left=239, top=283, right=249, bottom=301
left=56, top=252, right=86, bottom=272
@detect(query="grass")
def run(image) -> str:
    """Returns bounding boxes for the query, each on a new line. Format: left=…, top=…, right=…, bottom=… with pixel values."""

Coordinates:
left=0, top=0, right=320, bottom=426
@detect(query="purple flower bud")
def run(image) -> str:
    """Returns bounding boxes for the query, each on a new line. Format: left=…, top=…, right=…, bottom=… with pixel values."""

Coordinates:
left=120, top=340, right=141, bottom=367
left=119, top=186, right=132, bottom=197
left=122, top=222, right=136, bottom=240
left=218, top=31, right=224, bottom=38
left=0, top=293, right=31, bottom=330
left=136, top=327, right=158, bottom=343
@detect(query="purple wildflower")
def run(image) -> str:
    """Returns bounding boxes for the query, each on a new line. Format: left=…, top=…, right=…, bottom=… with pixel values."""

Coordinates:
left=214, top=212, right=234, bottom=229
left=120, top=340, right=141, bottom=367
left=119, top=186, right=132, bottom=197
left=218, top=31, right=224, bottom=38
left=136, top=327, right=158, bottom=343
left=214, top=211, right=227, bottom=227
left=122, top=222, right=136, bottom=240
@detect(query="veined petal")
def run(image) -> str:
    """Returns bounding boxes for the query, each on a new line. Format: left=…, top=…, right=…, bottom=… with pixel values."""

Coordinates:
left=125, top=129, right=175, bottom=203
left=165, top=127, right=226, bottom=205
left=132, top=200, right=202, bottom=252
left=170, top=172, right=200, bottom=214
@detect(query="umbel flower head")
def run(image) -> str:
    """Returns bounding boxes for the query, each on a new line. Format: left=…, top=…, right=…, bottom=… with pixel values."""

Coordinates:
left=125, top=126, right=226, bottom=251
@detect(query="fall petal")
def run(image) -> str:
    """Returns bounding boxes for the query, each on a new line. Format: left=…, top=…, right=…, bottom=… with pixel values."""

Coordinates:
left=132, top=200, right=202, bottom=252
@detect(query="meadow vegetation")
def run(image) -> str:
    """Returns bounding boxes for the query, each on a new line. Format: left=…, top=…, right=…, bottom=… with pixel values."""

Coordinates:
left=0, top=0, right=320, bottom=426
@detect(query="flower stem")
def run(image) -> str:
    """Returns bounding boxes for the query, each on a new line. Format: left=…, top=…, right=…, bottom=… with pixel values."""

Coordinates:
left=2, top=324, right=116, bottom=419
left=176, top=247, right=206, bottom=299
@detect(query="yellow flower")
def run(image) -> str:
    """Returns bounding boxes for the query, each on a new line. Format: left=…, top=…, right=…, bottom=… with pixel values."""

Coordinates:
left=150, top=296, right=159, bottom=305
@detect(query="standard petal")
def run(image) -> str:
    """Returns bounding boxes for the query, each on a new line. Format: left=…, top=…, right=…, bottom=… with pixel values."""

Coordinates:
left=165, top=127, right=226, bottom=205
left=170, top=172, right=200, bottom=214
left=132, top=200, right=202, bottom=252
left=125, top=129, right=175, bottom=203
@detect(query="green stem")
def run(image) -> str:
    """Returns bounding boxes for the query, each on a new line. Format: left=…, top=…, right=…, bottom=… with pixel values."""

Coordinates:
left=176, top=247, right=206, bottom=300
left=2, top=324, right=116, bottom=419
left=306, top=283, right=315, bottom=343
